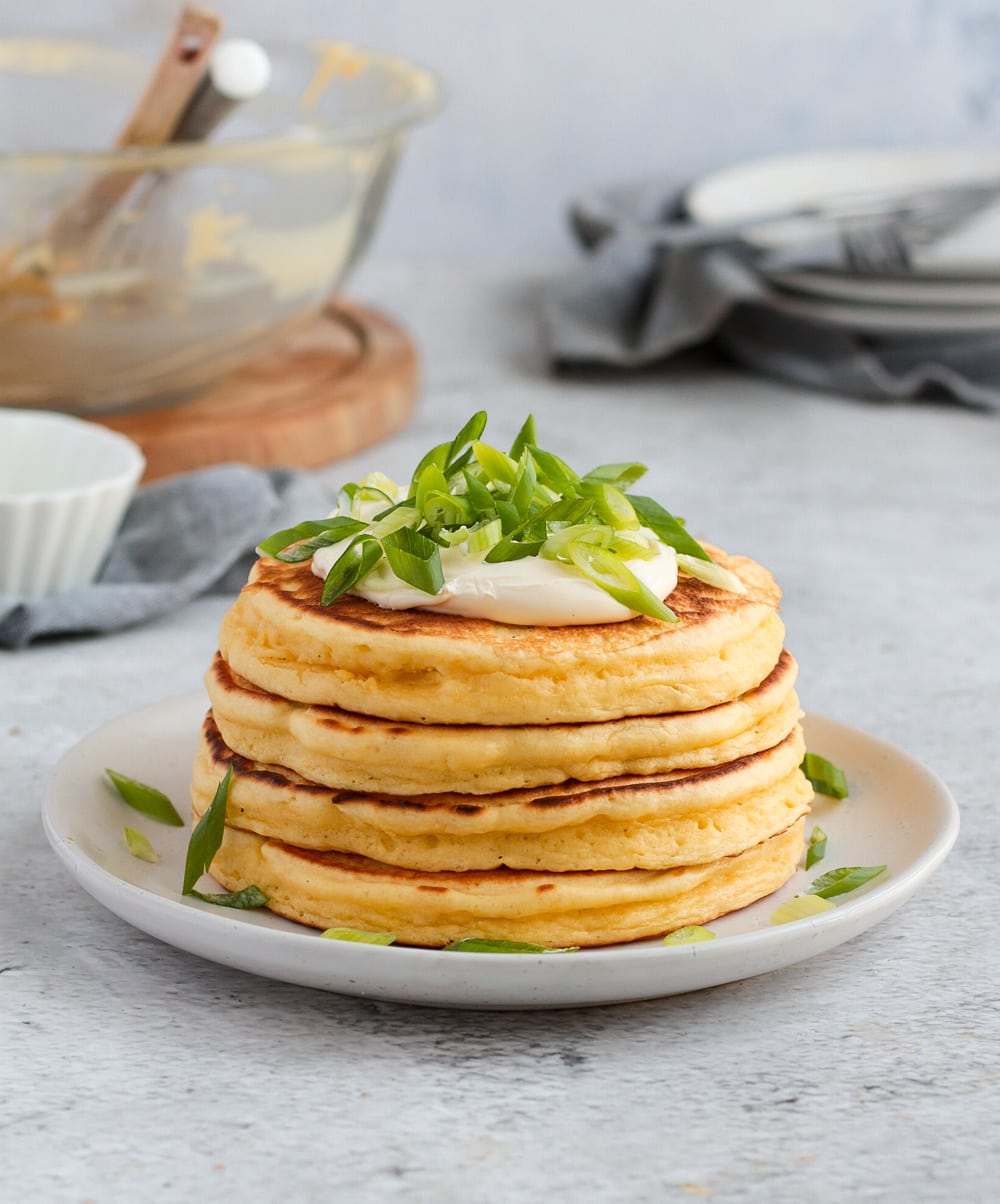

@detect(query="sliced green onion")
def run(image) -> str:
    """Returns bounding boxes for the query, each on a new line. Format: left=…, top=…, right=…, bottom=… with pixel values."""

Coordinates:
left=443, top=938, right=579, bottom=954
left=462, top=468, right=497, bottom=514
left=415, top=462, right=451, bottom=517
left=472, top=440, right=518, bottom=488
left=482, top=533, right=545, bottom=563
left=337, top=482, right=358, bottom=515
left=805, top=825, right=828, bottom=870
left=422, top=489, right=474, bottom=528
left=321, top=928, right=397, bottom=945
left=629, top=494, right=712, bottom=561
left=445, top=410, right=489, bottom=472
left=675, top=552, right=746, bottom=594
left=257, top=518, right=347, bottom=560
left=105, top=769, right=184, bottom=827
left=256, top=413, right=742, bottom=624
left=276, top=519, right=369, bottom=563
left=541, top=522, right=614, bottom=560
left=356, top=471, right=399, bottom=499
left=188, top=886, right=270, bottom=909
left=807, top=865, right=887, bottom=899
left=568, top=543, right=678, bottom=623
left=508, top=414, right=537, bottom=461
left=408, top=441, right=451, bottom=493
left=662, top=925, right=716, bottom=946
left=540, top=497, right=594, bottom=525
left=439, top=524, right=473, bottom=546
left=368, top=504, right=420, bottom=540
left=528, top=445, right=580, bottom=493
left=466, top=517, right=503, bottom=554
left=319, top=536, right=384, bottom=606
left=579, top=481, right=641, bottom=531
left=610, top=529, right=659, bottom=560
left=492, top=498, right=596, bottom=561
left=123, top=827, right=158, bottom=863
left=494, top=498, right=521, bottom=534
left=770, top=894, right=836, bottom=925
left=582, top=462, right=648, bottom=491
left=182, top=767, right=232, bottom=895
left=508, top=452, right=539, bottom=517
left=801, top=753, right=849, bottom=799
left=382, top=527, right=445, bottom=595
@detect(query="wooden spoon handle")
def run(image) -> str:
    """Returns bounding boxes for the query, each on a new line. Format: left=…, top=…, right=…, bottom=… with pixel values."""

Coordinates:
left=116, top=4, right=222, bottom=147
left=49, top=5, right=222, bottom=260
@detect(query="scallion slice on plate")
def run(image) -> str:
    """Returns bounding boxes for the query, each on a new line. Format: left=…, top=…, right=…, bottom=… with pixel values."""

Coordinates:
left=801, top=752, right=849, bottom=798
left=105, top=768, right=184, bottom=827
left=807, top=865, right=887, bottom=899
left=321, top=928, right=398, bottom=945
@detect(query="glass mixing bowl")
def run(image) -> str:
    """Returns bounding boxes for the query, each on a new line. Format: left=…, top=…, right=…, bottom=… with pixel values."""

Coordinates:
left=0, top=37, right=441, bottom=413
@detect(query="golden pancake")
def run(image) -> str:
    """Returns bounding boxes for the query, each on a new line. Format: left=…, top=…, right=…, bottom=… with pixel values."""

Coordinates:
left=196, top=816, right=806, bottom=948
left=193, top=717, right=810, bottom=872
left=206, top=649, right=802, bottom=795
left=218, top=546, right=784, bottom=725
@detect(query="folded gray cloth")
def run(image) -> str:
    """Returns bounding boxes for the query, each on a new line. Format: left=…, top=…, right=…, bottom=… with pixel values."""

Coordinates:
left=0, top=463, right=333, bottom=649
left=543, top=178, right=1000, bottom=409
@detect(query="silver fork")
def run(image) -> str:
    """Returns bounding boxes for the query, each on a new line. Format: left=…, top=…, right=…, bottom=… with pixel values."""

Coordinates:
left=841, top=220, right=914, bottom=275
left=836, top=183, right=1000, bottom=275
left=641, top=178, right=1000, bottom=272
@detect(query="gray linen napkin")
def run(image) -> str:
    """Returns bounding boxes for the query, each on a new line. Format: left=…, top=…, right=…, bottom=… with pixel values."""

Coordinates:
left=543, top=177, right=1000, bottom=409
left=0, top=463, right=333, bottom=650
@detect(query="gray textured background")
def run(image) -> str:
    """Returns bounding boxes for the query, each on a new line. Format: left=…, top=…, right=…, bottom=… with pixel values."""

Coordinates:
left=14, top=0, right=1000, bottom=261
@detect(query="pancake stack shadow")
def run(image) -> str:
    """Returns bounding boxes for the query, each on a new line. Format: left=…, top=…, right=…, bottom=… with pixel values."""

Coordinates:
left=191, top=545, right=814, bottom=947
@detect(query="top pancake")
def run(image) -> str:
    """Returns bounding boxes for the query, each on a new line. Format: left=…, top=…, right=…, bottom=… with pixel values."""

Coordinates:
left=219, top=545, right=784, bottom=726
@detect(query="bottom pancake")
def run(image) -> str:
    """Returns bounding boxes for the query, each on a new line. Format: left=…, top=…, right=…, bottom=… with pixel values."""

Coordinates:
left=199, top=817, right=806, bottom=948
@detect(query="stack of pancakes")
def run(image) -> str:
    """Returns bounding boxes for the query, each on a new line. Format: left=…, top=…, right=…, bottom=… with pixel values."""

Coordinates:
left=192, top=544, right=812, bottom=947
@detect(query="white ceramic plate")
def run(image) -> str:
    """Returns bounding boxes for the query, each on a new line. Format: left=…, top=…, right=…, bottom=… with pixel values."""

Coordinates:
left=42, top=694, right=959, bottom=1010
left=757, top=286, right=1000, bottom=334
left=767, top=269, right=1000, bottom=309
left=685, top=146, right=1000, bottom=275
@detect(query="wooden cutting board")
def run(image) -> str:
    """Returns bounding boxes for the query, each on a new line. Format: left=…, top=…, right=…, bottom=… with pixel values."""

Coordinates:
left=97, top=300, right=418, bottom=481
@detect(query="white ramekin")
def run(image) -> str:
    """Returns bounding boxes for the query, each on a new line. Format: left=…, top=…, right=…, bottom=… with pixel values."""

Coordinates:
left=0, top=409, right=145, bottom=597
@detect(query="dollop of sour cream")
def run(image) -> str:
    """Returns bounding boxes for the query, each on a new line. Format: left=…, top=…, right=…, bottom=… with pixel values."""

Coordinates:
left=311, top=512, right=679, bottom=626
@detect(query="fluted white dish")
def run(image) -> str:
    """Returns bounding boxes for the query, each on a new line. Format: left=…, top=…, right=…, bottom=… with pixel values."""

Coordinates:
left=0, top=409, right=144, bottom=597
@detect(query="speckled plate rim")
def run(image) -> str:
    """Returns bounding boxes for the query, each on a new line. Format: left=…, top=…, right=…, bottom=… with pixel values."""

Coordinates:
left=41, top=692, right=959, bottom=1010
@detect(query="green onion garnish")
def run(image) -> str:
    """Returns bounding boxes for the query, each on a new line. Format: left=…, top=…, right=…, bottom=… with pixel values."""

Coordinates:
left=442, top=938, right=579, bottom=954
left=258, top=412, right=740, bottom=622
left=105, top=768, right=184, bottom=826
left=320, top=535, right=383, bottom=606
left=807, top=865, right=887, bottom=899
left=770, top=894, right=836, bottom=925
left=676, top=553, right=747, bottom=594
left=629, top=495, right=712, bottom=561
left=801, top=752, right=849, bottom=799
left=567, top=542, right=678, bottom=623
left=321, top=928, right=397, bottom=945
left=256, top=518, right=358, bottom=560
left=381, top=527, right=445, bottom=596
left=581, top=462, right=648, bottom=491
left=188, top=886, right=270, bottom=910
left=123, top=826, right=158, bottom=863
left=181, top=768, right=268, bottom=907
left=662, top=925, right=716, bottom=946
left=508, top=414, right=537, bottom=461
left=805, top=825, right=828, bottom=870
left=182, top=767, right=232, bottom=895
